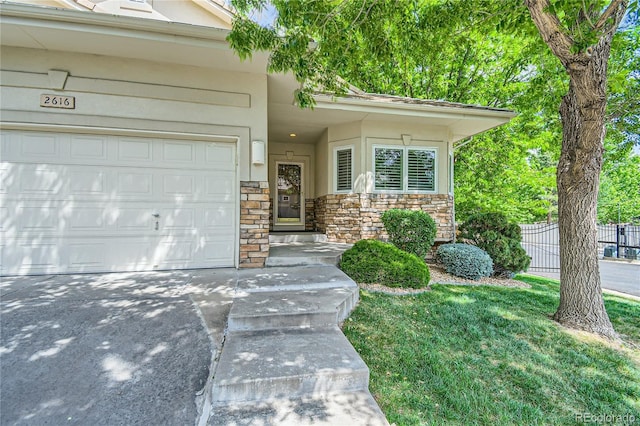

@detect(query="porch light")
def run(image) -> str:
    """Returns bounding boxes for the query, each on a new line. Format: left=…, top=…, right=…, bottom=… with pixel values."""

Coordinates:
left=252, top=140, right=265, bottom=165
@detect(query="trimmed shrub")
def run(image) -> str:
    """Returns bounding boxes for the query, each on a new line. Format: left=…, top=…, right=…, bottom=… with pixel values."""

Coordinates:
left=436, top=243, right=493, bottom=280
left=340, top=239, right=430, bottom=289
left=380, top=209, right=437, bottom=259
left=458, top=212, right=531, bottom=277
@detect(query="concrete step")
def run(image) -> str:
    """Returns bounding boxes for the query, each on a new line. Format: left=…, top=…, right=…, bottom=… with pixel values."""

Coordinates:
left=228, top=286, right=359, bottom=331
left=269, top=233, right=328, bottom=243
left=210, top=327, right=370, bottom=405
left=208, top=390, right=389, bottom=425
left=236, top=265, right=356, bottom=293
left=266, top=242, right=352, bottom=267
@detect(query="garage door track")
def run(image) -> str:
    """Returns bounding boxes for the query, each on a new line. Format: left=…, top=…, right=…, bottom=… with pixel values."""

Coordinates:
left=0, top=270, right=228, bottom=425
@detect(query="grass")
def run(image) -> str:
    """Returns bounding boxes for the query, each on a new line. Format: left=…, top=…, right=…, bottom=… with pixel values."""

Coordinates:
left=342, top=275, right=640, bottom=425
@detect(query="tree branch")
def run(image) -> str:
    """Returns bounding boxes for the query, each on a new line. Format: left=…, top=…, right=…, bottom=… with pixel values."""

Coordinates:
left=524, top=0, right=575, bottom=65
left=594, top=0, right=628, bottom=34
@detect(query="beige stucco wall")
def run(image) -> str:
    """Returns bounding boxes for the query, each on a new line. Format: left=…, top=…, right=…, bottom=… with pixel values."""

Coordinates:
left=0, top=46, right=268, bottom=181
left=315, top=119, right=453, bottom=197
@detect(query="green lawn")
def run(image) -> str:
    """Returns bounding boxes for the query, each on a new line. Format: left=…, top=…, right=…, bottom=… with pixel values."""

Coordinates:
left=342, top=275, right=640, bottom=425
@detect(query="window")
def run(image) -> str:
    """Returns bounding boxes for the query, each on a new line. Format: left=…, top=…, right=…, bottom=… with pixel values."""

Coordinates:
left=407, top=149, right=436, bottom=191
left=374, top=147, right=403, bottom=190
left=374, top=146, right=437, bottom=192
left=334, top=147, right=353, bottom=192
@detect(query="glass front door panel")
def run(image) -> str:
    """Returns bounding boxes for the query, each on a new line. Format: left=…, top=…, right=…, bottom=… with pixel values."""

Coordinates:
left=277, top=163, right=302, bottom=222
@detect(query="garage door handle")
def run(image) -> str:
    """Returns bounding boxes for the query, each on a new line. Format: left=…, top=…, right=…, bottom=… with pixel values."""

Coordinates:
left=152, top=213, right=160, bottom=218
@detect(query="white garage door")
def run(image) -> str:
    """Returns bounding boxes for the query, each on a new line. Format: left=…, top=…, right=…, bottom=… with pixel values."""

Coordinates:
left=0, top=130, right=237, bottom=275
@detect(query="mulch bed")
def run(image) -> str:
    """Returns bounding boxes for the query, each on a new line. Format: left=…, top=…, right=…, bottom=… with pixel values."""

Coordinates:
left=357, top=263, right=531, bottom=295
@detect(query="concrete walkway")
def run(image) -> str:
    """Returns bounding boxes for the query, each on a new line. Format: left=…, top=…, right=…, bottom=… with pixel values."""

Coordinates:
left=203, top=265, right=388, bottom=426
left=1, top=261, right=387, bottom=425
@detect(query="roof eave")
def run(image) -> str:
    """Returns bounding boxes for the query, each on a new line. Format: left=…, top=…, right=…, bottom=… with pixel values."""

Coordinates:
left=313, top=93, right=517, bottom=121
left=0, top=1, right=232, bottom=42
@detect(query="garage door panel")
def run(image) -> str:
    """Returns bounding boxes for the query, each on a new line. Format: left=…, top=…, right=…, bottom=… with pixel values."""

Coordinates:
left=69, top=207, right=106, bottom=231
left=118, top=138, right=154, bottom=163
left=205, top=143, right=235, bottom=170
left=162, top=141, right=196, bottom=163
left=68, top=242, right=107, bottom=269
left=206, top=174, right=235, bottom=198
left=203, top=238, right=235, bottom=265
left=70, top=135, right=109, bottom=160
left=115, top=208, right=154, bottom=230
left=161, top=208, right=196, bottom=230
left=19, top=167, right=61, bottom=194
left=1, top=130, right=237, bottom=275
left=162, top=173, right=196, bottom=196
left=117, top=171, right=154, bottom=197
left=69, top=170, right=107, bottom=194
left=6, top=241, right=61, bottom=274
left=21, top=133, right=61, bottom=158
left=204, top=205, right=235, bottom=228
left=19, top=206, right=58, bottom=230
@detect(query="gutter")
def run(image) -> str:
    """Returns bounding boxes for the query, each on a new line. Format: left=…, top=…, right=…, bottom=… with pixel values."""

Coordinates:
left=313, top=93, right=517, bottom=120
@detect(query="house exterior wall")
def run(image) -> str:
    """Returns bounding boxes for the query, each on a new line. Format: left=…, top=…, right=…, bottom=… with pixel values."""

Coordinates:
left=316, top=193, right=454, bottom=244
left=0, top=47, right=268, bottom=184
left=312, top=120, right=455, bottom=244
left=1, top=46, right=269, bottom=269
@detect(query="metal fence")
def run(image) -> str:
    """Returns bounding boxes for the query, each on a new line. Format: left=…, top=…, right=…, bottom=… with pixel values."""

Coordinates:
left=520, top=223, right=560, bottom=272
left=598, top=224, right=640, bottom=259
left=520, top=223, right=640, bottom=272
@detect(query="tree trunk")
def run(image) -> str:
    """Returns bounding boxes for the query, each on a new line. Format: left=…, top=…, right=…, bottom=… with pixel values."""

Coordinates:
left=553, top=37, right=616, bottom=338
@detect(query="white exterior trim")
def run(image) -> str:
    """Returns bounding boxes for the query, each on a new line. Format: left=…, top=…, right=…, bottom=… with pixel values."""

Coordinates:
left=333, top=144, right=354, bottom=193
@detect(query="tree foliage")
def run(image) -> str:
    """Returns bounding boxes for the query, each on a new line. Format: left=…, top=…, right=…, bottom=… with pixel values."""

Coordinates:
left=230, top=1, right=638, bottom=225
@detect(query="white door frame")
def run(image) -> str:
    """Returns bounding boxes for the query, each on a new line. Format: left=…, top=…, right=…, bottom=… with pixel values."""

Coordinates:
left=274, top=161, right=305, bottom=230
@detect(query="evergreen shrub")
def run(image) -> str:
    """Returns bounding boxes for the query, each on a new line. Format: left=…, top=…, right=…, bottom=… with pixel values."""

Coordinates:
left=340, top=239, right=430, bottom=288
left=436, top=243, right=494, bottom=280
left=380, top=209, right=437, bottom=259
left=458, top=212, right=531, bottom=277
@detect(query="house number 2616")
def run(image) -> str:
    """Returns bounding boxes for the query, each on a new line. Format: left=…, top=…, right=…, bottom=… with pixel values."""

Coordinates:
left=40, top=94, right=75, bottom=109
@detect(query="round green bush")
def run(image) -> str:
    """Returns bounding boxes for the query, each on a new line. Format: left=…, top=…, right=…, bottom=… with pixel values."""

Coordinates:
left=380, top=209, right=437, bottom=259
left=436, top=243, right=493, bottom=280
left=458, top=212, right=531, bottom=277
left=340, top=239, right=430, bottom=289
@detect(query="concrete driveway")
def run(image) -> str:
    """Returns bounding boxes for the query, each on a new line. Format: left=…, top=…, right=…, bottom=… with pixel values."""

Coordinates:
left=0, top=269, right=235, bottom=425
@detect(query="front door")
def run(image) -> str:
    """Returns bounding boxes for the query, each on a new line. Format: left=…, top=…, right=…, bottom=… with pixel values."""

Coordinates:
left=275, top=162, right=304, bottom=229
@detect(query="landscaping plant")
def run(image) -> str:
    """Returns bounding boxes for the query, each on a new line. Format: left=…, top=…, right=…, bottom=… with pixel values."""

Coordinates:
left=436, top=243, right=493, bottom=280
left=340, top=239, right=430, bottom=289
left=458, top=212, right=530, bottom=277
left=380, top=209, right=437, bottom=259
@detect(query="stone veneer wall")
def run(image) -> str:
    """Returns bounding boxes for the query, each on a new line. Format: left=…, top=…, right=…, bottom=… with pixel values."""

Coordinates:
left=315, top=193, right=454, bottom=244
left=239, top=181, right=270, bottom=268
left=305, top=199, right=315, bottom=231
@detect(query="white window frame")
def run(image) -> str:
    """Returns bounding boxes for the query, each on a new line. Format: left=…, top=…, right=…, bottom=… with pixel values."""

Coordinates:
left=333, top=145, right=354, bottom=193
left=373, top=145, right=438, bottom=193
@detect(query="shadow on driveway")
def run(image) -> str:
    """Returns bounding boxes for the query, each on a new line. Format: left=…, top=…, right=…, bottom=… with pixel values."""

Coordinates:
left=0, top=270, right=222, bottom=425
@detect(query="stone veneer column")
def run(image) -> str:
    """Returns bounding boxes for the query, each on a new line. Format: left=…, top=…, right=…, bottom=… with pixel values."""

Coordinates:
left=305, top=199, right=316, bottom=231
left=239, top=181, right=270, bottom=268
